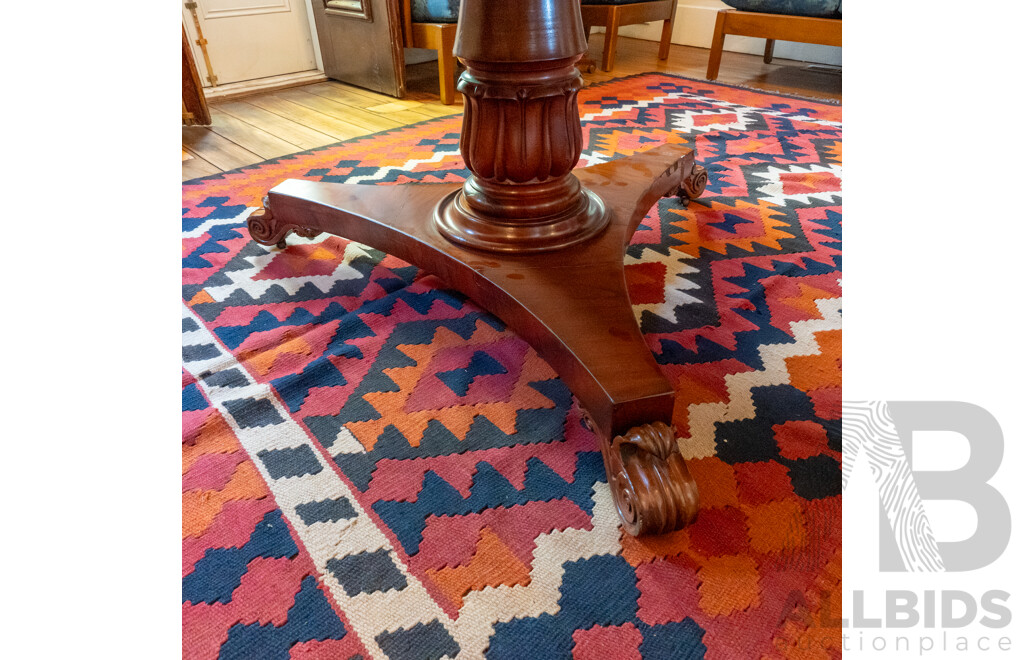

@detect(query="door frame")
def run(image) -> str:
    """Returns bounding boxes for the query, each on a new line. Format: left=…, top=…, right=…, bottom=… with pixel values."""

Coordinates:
left=182, top=24, right=211, bottom=125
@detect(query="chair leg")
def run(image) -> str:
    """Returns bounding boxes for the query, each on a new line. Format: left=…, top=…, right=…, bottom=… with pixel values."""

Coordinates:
left=579, top=24, right=597, bottom=73
left=706, top=9, right=728, bottom=80
left=658, top=17, right=673, bottom=60
left=601, top=8, right=620, bottom=72
left=437, top=27, right=457, bottom=105
left=763, top=38, right=775, bottom=64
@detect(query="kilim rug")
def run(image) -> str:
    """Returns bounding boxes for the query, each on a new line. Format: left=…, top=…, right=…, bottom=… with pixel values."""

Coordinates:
left=182, top=72, right=842, bottom=660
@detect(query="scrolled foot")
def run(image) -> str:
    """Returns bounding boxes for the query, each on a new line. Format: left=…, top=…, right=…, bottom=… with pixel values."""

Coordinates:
left=247, top=196, right=322, bottom=248
left=677, top=164, right=708, bottom=207
left=247, top=196, right=286, bottom=246
left=603, top=421, right=699, bottom=536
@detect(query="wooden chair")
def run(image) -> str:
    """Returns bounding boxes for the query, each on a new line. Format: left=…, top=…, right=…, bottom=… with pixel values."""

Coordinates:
left=706, top=8, right=841, bottom=80
left=580, top=0, right=678, bottom=72
left=400, top=0, right=459, bottom=104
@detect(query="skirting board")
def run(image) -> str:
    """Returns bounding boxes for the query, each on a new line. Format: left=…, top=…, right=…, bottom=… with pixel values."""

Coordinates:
left=592, top=0, right=841, bottom=66
left=203, top=70, right=329, bottom=101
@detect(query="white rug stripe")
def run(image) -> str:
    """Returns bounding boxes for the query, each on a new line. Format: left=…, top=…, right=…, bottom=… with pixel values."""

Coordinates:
left=448, top=486, right=623, bottom=658
left=183, top=301, right=455, bottom=660
left=683, top=294, right=842, bottom=458
left=184, top=300, right=629, bottom=659
left=182, top=207, right=252, bottom=239
left=203, top=230, right=374, bottom=301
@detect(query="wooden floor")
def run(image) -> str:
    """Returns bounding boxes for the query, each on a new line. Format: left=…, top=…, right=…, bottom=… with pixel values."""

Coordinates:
left=182, top=36, right=841, bottom=181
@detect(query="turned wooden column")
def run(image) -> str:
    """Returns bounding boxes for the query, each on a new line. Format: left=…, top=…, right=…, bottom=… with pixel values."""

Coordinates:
left=434, top=0, right=609, bottom=253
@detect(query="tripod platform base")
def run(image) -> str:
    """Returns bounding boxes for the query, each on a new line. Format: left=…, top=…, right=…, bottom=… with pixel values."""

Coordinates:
left=248, top=142, right=706, bottom=535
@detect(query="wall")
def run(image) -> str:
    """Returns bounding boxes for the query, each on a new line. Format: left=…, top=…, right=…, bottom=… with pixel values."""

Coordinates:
left=602, top=0, right=842, bottom=66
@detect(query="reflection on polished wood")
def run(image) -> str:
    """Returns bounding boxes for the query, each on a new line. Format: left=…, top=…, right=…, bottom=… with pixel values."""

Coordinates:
left=245, top=0, right=712, bottom=535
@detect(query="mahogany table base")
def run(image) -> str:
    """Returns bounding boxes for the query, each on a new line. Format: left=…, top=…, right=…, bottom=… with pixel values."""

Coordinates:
left=248, top=143, right=707, bottom=535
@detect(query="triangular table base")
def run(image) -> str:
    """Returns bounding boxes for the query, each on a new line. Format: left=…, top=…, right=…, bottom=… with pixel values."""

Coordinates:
left=248, top=142, right=706, bottom=535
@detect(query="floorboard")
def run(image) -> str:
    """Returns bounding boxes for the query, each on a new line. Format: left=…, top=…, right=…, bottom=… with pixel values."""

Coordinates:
left=215, top=101, right=338, bottom=151
left=273, top=88, right=406, bottom=133
left=182, top=149, right=222, bottom=181
left=182, top=126, right=262, bottom=172
left=243, top=95, right=372, bottom=142
left=207, top=108, right=304, bottom=160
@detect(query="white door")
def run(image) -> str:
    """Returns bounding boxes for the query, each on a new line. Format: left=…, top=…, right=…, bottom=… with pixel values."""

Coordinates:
left=183, top=0, right=318, bottom=87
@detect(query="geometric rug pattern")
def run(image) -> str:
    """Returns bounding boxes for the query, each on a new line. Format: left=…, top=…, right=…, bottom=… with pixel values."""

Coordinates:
left=182, top=73, right=842, bottom=659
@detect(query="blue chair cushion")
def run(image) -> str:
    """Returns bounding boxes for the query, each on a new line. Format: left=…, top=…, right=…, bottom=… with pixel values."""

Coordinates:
left=411, top=0, right=459, bottom=23
left=721, top=0, right=841, bottom=18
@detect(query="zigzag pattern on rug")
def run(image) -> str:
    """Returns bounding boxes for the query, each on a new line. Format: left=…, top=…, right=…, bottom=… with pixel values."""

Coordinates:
left=183, top=73, right=842, bottom=660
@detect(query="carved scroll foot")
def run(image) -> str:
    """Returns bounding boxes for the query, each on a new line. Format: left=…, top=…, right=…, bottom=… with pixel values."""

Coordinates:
left=602, top=421, right=699, bottom=535
left=676, top=164, right=708, bottom=208
left=248, top=196, right=322, bottom=248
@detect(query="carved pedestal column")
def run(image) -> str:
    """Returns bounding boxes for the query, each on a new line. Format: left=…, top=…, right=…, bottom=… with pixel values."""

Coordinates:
left=435, top=0, right=608, bottom=253
left=247, top=0, right=705, bottom=535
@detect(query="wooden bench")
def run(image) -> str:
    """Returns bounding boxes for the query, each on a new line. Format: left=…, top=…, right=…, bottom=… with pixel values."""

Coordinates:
left=580, top=0, right=678, bottom=73
left=706, top=8, right=841, bottom=80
